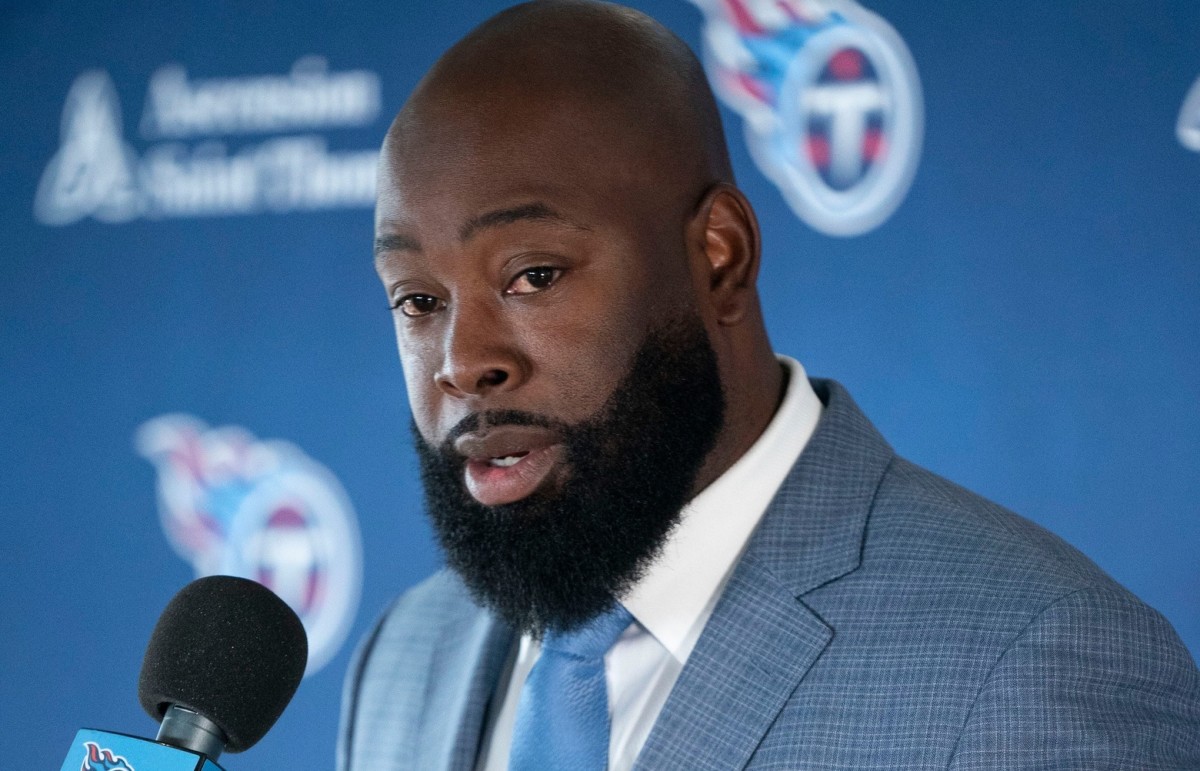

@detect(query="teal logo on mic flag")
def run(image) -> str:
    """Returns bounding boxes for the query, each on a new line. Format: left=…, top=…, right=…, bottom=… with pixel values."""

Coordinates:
left=80, top=741, right=134, bottom=771
left=62, top=730, right=225, bottom=771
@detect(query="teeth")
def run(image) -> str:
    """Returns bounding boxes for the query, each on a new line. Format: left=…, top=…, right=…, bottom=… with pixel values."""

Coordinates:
left=489, top=455, right=522, bottom=468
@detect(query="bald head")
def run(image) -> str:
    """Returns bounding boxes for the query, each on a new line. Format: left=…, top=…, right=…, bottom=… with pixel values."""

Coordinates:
left=387, top=0, right=733, bottom=215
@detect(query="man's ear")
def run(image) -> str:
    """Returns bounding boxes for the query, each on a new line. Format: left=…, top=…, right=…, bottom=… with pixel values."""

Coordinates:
left=689, top=183, right=761, bottom=326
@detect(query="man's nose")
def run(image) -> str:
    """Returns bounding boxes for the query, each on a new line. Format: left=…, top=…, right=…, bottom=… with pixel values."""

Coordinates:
left=434, top=303, right=526, bottom=398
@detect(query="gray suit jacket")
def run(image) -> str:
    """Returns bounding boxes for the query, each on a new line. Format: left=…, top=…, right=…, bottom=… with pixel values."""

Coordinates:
left=339, top=380, right=1200, bottom=769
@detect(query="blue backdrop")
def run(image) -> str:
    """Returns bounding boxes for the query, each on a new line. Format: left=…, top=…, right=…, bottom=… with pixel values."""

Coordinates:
left=2, top=1, right=1197, bottom=768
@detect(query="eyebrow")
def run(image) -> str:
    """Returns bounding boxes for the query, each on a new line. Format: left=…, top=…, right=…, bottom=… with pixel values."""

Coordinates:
left=374, top=233, right=421, bottom=255
left=460, top=202, right=591, bottom=242
left=374, top=202, right=590, bottom=258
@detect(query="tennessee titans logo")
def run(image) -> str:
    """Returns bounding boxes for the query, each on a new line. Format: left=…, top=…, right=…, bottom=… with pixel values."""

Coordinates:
left=690, top=0, right=923, bottom=236
left=81, top=742, right=134, bottom=771
left=136, top=415, right=362, bottom=675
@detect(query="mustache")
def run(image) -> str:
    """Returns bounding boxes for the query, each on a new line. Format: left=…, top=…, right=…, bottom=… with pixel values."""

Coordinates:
left=439, top=409, right=569, bottom=449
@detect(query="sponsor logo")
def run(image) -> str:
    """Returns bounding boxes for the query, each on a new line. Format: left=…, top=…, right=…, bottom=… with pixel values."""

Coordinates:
left=1179, top=75, right=1200, bottom=153
left=691, top=0, right=923, bottom=236
left=136, top=415, right=362, bottom=675
left=35, top=58, right=380, bottom=226
left=81, top=742, right=134, bottom=771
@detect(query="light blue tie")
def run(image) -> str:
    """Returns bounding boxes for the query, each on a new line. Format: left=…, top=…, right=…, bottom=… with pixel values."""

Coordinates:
left=508, top=604, right=633, bottom=771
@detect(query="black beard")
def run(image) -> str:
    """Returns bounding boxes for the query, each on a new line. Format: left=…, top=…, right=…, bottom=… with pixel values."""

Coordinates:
left=413, top=315, right=725, bottom=636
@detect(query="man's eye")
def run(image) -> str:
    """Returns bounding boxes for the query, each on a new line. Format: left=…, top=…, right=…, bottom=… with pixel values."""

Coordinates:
left=506, top=267, right=560, bottom=295
left=396, top=294, right=444, bottom=317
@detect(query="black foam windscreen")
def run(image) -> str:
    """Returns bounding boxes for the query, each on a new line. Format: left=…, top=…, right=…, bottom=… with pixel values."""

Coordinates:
left=138, top=575, right=308, bottom=753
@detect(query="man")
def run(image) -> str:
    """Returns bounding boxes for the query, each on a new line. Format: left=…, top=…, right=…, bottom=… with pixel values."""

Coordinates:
left=339, top=2, right=1200, bottom=768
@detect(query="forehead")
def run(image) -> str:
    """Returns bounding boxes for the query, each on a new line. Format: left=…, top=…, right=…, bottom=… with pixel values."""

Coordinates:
left=378, top=81, right=682, bottom=232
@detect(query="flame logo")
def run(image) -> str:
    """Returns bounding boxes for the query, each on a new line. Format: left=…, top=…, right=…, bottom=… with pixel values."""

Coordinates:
left=81, top=742, right=134, bottom=771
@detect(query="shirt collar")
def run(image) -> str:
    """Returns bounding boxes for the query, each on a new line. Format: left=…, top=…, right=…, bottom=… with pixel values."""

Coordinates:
left=621, top=356, right=823, bottom=664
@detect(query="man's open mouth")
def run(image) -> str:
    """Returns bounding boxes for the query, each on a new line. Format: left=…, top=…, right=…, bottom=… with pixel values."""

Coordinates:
left=455, top=426, right=566, bottom=506
left=487, top=453, right=527, bottom=468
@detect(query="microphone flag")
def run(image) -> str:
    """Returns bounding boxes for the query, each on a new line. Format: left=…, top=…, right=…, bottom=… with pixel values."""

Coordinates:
left=62, top=729, right=226, bottom=771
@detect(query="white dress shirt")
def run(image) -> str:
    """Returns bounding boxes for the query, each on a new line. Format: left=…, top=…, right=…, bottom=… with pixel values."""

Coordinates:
left=478, top=356, right=824, bottom=771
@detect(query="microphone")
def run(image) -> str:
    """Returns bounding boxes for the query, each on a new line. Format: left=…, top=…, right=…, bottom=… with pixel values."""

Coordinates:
left=60, top=575, right=308, bottom=771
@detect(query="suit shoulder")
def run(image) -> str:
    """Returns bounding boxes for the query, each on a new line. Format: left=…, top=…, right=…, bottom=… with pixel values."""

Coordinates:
left=338, top=570, right=496, bottom=770
left=362, top=569, right=484, bottom=659
left=342, top=569, right=485, bottom=721
left=344, top=569, right=475, bottom=678
left=947, top=584, right=1200, bottom=766
left=869, top=456, right=1121, bottom=599
left=834, top=454, right=1197, bottom=662
left=797, top=455, right=1200, bottom=765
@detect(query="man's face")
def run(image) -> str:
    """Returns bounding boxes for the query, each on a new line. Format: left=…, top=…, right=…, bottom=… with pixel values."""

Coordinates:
left=374, top=85, right=727, bottom=632
left=375, top=85, right=708, bottom=489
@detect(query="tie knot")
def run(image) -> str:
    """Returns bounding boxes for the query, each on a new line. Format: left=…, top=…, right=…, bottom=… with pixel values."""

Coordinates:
left=541, top=604, right=633, bottom=659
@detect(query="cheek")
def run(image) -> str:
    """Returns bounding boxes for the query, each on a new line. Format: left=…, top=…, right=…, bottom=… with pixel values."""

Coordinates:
left=520, top=251, right=693, bottom=420
left=518, top=300, right=646, bottom=418
left=395, top=330, right=441, bottom=441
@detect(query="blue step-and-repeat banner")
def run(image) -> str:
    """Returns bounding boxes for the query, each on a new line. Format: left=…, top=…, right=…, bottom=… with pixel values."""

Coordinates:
left=2, top=1, right=1197, bottom=767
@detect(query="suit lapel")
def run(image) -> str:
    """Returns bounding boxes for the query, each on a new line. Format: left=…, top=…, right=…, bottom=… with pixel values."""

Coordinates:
left=418, top=609, right=515, bottom=771
left=632, top=553, right=832, bottom=770
left=634, top=380, right=894, bottom=770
